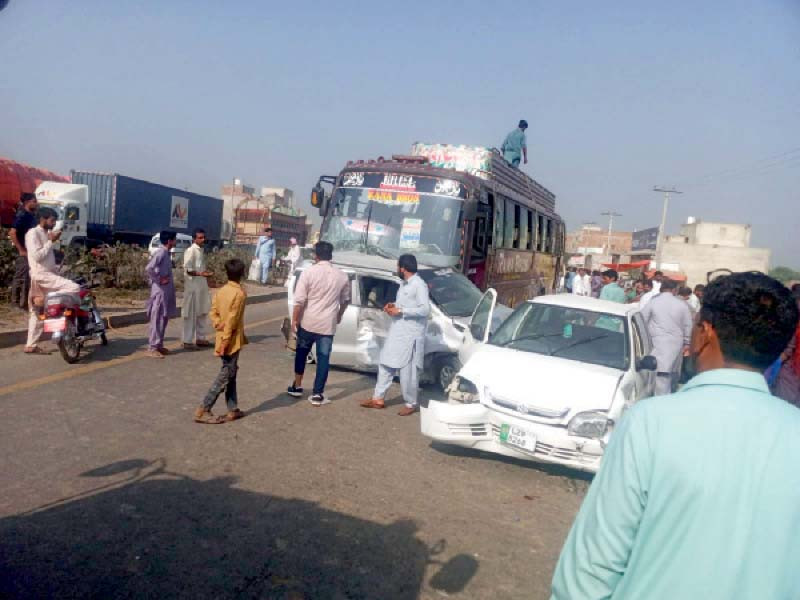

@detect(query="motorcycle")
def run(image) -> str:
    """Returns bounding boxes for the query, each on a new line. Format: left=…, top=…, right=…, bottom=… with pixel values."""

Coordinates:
left=41, top=278, right=108, bottom=363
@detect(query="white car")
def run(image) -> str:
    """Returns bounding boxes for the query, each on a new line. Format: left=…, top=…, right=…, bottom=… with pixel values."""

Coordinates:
left=421, top=292, right=658, bottom=473
left=148, top=233, right=193, bottom=264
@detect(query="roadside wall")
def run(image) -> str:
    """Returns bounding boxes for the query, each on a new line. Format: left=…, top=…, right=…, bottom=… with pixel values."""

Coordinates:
left=662, top=242, right=770, bottom=287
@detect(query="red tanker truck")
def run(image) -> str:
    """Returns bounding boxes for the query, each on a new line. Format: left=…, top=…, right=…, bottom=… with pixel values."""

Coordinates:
left=0, top=158, right=69, bottom=227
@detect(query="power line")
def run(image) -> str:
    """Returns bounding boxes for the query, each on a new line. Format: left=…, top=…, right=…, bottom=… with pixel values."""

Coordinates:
left=678, top=147, right=800, bottom=188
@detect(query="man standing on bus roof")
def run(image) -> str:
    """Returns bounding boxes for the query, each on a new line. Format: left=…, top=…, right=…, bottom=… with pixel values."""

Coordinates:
left=501, top=120, right=528, bottom=168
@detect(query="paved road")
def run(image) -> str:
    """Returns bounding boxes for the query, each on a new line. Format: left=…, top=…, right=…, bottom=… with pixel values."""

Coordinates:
left=0, top=298, right=589, bottom=599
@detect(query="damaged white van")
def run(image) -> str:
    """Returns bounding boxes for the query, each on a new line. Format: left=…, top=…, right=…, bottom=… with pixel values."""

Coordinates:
left=421, top=293, right=657, bottom=473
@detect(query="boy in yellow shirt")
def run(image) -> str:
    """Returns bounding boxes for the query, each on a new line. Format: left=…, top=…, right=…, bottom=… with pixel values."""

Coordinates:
left=194, top=258, right=248, bottom=424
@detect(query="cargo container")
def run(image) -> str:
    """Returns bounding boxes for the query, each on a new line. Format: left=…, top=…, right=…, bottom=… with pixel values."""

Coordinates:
left=70, top=171, right=224, bottom=246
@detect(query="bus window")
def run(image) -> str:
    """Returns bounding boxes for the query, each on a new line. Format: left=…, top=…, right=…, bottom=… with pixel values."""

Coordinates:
left=513, top=204, right=521, bottom=249
left=545, top=219, right=553, bottom=253
left=504, top=198, right=515, bottom=249
left=472, top=207, right=488, bottom=259
left=517, top=207, right=527, bottom=251
left=524, top=210, right=533, bottom=250
left=537, top=214, right=545, bottom=251
left=493, top=194, right=504, bottom=248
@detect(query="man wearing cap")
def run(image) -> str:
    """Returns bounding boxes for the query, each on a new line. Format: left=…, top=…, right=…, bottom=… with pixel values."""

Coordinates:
left=501, top=120, right=529, bottom=168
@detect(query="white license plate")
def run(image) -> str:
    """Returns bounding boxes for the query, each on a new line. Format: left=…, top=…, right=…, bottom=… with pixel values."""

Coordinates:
left=499, top=424, right=537, bottom=453
left=43, top=318, right=66, bottom=333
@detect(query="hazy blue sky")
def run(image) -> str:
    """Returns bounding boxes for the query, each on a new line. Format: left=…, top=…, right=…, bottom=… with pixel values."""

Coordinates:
left=2, top=0, right=798, bottom=265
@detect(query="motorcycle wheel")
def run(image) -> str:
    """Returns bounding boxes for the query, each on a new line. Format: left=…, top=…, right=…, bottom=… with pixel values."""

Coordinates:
left=58, top=322, right=81, bottom=363
left=100, top=333, right=108, bottom=346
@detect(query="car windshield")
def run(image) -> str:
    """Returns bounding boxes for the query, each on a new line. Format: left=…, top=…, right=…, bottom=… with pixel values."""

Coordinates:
left=490, top=302, right=630, bottom=370
left=417, top=269, right=484, bottom=317
left=320, top=183, right=464, bottom=268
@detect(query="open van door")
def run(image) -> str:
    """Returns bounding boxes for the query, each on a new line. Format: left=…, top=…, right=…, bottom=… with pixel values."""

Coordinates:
left=458, top=288, right=497, bottom=366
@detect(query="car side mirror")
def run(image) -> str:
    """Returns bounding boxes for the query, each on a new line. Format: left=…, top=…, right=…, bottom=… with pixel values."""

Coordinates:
left=637, top=355, right=658, bottom=371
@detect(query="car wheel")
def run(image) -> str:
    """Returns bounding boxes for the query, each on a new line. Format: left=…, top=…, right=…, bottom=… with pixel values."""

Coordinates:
left=436, top=356, right=460, bottom=393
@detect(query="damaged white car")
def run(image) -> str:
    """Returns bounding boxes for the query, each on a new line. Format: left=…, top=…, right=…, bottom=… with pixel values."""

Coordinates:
left=421, top=293, right=658, bottom=473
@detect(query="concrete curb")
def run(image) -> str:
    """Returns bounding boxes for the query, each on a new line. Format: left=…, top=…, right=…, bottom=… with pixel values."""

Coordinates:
left=0, top=290, right=286, bottom=350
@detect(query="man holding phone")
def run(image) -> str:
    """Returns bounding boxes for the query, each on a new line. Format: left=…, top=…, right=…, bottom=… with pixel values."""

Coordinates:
left=23, top=207, right=80, bottom=355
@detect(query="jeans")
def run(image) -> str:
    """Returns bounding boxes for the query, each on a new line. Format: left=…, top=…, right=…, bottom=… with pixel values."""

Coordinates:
left=10, top=256, right=30, bottom=309
left=294, top=327, right=333, bottom=395
left=203, top=352, right=239, bottom=412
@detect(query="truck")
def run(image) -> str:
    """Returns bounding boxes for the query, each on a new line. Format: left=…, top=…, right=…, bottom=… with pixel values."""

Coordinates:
left=0, top=158, right=69, bottom=227
left=55, top=171, right=227, bottom=247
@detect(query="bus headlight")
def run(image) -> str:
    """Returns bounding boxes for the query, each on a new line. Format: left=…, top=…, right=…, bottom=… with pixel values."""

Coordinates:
left=568, top=411, right=611, bottom=439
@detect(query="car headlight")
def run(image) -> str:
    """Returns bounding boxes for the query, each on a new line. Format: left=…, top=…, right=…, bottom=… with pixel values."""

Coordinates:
left=447, top=376, right=480, bottom=404
left=568, top=411, right=611, bottom=439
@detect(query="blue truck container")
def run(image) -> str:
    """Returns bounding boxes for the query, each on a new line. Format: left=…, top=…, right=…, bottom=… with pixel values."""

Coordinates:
left=70, top=171, right=223, bottom=246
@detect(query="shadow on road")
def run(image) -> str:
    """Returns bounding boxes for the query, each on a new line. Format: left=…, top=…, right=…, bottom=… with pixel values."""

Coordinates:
left=430, top=442, right=594, bottom=485
left=247, top=375, right=375, bottom=415
left=0, top=458, right=478, bottom=599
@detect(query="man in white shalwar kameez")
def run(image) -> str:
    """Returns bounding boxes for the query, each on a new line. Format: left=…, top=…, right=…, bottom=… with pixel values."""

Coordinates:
left=640, top=278, right=693, bottom=395
left=361, top=254, right=430, bottom=416
left=182, top=228, right=212, bottom=349
left=24, top=208, right=80, bottom=354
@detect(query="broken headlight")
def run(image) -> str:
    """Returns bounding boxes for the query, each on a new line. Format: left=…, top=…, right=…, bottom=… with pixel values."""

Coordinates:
left=447, top=376, right=480, bottom=404
left=567, top=411, right=611, bottom=439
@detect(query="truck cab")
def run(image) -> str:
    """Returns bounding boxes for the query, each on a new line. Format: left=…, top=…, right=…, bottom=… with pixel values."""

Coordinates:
left=35, top=182, right=89, bottom=248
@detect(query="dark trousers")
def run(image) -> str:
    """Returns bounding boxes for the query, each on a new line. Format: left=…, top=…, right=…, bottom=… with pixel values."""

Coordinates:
left=10, top=256, right=30, bottom=309
left=203, top=351, right=239, bottom=412
left=294, top=327, right=333, bottom=395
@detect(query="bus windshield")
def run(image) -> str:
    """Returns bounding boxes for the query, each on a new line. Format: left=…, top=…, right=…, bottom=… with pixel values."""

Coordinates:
left=321, top=186, right=464, bottom=268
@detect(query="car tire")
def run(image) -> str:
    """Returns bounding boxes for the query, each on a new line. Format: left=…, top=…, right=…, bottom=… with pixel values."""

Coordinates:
left=436, top=356, right=461, bottom=393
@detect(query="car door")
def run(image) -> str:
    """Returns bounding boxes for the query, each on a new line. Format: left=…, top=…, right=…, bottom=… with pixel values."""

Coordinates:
left=631, top=313, right=656, bottom=397
left=337, top=274, right=400, bottom=369
left=328, top=273, right=361, bottom=366
left=458, top=288, right=497, bottom=366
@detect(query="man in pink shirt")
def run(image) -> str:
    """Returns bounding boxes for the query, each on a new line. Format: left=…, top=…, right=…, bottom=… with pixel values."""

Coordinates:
left=288, top=241, right=351, bottom=405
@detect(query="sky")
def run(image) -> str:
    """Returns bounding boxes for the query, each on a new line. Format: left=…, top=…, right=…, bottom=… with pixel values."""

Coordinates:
left=1, top=0, right=798, bottom=266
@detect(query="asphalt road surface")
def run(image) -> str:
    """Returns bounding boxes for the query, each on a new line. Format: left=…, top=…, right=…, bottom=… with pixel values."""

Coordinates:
left=0, top=298, right=590, bottom=599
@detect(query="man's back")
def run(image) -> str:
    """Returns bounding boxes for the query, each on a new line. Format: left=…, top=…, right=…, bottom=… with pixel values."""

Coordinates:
left=552, top=369, right=800, bottom=599
left=643, top=292, right=691, bottom=335
left=294, top=261, right=350, bottom=336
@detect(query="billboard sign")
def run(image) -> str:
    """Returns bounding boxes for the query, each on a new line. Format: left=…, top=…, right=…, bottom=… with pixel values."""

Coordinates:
left=632, top=226, right=659, bottom=251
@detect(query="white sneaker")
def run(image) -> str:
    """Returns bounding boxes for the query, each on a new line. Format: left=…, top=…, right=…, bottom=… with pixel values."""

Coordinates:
left=309, top=393, right=330, bottom=406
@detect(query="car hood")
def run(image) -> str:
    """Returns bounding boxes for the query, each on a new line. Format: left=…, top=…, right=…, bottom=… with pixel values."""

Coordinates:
left=459, top=344, right=623, bottom=420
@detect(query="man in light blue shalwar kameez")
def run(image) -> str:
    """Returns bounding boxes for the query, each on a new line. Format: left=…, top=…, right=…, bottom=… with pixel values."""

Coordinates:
left=361, top=254, right=430, bottom=416
left=550, top=272, right=800, bottom=600
left=501, top=119, right=528, bottom=168
left=255, top=227, right=275, bottom=284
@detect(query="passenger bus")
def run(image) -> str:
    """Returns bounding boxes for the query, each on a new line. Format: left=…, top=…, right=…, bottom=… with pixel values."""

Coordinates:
left=311, top=143, right=564, bottom=308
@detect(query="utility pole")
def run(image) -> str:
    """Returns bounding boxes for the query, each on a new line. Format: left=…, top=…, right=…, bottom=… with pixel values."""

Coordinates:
left=601, top=211, right=622, bottom=254
left=652, top=186, right=682, bottom=270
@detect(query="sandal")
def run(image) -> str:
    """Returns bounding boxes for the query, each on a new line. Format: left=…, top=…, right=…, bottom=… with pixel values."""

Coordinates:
left=195, top=340, right=212, bottom=348
left=360, top=399, right=385, bottom=409
left=24, top=346, right=51, bottom=355
left=194, top=409, right=225, bottom=424
left=224, top=409, right=245, bottom=422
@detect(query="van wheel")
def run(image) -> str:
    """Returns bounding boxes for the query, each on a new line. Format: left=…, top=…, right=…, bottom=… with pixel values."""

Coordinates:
left=436, top=356, right=461, bottom=393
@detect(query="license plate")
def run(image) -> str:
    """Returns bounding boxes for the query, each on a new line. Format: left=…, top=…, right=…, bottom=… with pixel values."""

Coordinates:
left=499, top=424, right=537, bottom=453
left=43, top=318, right=66, bottom=333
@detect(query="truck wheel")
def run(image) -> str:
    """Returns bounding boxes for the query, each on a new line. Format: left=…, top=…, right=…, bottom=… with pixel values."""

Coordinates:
left=436, top=356, right=461, bottom=393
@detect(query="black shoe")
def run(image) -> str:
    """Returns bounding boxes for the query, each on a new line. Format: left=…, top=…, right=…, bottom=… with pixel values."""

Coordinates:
left=287, top=384, right=303, bottom=398
left=309, top=393, right=330, bottom=406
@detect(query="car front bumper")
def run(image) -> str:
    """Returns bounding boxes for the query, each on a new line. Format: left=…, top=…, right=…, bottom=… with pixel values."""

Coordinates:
left=421, top=400, right=604, bottom=473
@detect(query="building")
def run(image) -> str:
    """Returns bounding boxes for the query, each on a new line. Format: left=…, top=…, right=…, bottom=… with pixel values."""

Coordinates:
left=566, top=224, right=632, bottom=269
left=630, top=218, right=770, bottom=287
left=222, top=180, right=311, bottom=249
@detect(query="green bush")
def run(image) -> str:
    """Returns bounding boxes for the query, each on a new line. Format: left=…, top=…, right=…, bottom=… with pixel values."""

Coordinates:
left=0, top=227, right=17, bottom=290
left=206, top=246, right=254, bottom=285
left=62, top=243, right=149, bottom=290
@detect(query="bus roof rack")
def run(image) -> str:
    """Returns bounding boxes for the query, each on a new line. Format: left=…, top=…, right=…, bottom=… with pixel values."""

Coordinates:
left=391, top=155, right=428, bottom=164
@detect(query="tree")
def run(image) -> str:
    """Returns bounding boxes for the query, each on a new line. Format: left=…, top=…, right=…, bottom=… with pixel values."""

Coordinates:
left=769, top=266, right=800, bottom=284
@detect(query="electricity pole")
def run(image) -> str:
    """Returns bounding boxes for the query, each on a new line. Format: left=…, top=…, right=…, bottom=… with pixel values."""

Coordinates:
left=652, top=186, right=682, bottom=270
left=601, top=211, right=622, bottom=254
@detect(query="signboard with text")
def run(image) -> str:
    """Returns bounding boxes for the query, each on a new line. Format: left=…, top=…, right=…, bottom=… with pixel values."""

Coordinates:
left=632, top=226, right=659, bottom=252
